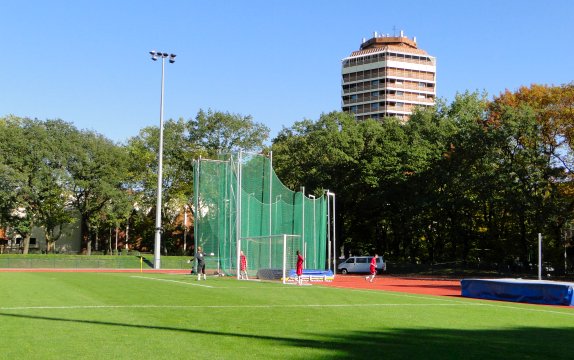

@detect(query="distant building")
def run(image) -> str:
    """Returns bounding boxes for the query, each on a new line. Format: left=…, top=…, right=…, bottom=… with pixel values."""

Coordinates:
left=342, top=31, right=436, bottom=121
left=0, top=219, right=82, bottom=254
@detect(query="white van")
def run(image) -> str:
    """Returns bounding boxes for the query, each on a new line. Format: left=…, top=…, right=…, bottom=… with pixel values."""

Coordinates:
left=337, top=256, right=386, bottom=274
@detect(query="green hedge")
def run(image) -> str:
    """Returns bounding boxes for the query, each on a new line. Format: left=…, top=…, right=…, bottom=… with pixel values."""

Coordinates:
left=0, top=254, right=192, bottom=270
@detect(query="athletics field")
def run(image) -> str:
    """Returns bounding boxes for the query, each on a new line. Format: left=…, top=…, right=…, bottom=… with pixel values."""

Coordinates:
left=1, top=271, right=572, bottom=359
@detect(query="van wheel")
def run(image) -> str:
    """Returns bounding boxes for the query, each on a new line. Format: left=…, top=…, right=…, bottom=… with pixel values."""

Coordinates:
left=341, top=269, right=348, bottom=275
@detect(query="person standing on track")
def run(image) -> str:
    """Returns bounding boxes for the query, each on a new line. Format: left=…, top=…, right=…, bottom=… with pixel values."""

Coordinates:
left=195, top=246, right=207, bottom=281
left=296, top=250, right=304, bottom=286
left=366, top=254, right=378, bottom=283
left=240, top=250, right=248, bottom=280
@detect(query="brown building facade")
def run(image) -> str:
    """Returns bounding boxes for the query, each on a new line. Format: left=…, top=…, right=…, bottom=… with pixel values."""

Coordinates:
left=342, top=31, right=436, bottom=121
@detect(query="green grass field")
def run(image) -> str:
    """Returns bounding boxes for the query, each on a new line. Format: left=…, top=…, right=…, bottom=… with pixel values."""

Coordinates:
left=1, top=272, right=573, bottom=360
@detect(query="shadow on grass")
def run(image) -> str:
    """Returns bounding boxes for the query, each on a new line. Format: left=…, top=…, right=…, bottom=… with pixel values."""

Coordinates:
left=1, top=312, right=573, bottom=359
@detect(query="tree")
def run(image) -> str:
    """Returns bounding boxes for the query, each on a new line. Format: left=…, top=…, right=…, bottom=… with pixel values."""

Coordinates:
left=65, top=129, right=131, bottom=255
left=0, top=117, right=77, bottom=253
left=188, top=109, right=270, bottom=156
left=488, top=84, right=574, bottom=267
left=272, top=112, right=406, bottom=256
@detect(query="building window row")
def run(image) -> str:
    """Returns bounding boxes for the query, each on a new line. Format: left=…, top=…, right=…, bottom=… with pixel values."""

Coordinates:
left=343, top=67, right=435, bottom=83
left=343, top=90, right=435, bottom=105
left=343, top=78, right=435, bottom=94
left=343, top=52, right=433, bottom=68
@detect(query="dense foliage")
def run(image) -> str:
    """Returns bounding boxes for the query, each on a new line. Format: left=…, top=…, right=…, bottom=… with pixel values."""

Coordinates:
left=271, top=85, right=574, bottom=272
left=0, top=110, right=269, bottom=255
left=2, top=84, right=573, bottom=273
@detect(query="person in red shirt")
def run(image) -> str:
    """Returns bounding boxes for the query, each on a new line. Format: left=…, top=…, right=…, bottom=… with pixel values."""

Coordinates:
left=240, top=250, right=248, bottom=280
left=366, top=254, right=378, bottom=283
left=296, top=250, right=304, bottom=285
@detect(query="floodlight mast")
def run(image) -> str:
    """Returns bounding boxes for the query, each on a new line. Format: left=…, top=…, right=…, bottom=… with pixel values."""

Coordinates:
left=150, top=50, right=176, bottom=270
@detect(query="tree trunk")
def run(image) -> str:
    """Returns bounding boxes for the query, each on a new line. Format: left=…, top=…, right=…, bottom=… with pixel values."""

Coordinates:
left=81, top=216, right=91, bottom=255
left=22, top=233, right=31, bottom=254
left=95, top=228, right=99, bottom=252
left=125, top=224, right=129, bottom=251
left=108, top=228, right=112, bottom=254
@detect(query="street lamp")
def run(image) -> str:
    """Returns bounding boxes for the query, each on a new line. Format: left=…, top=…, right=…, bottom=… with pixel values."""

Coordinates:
left=150, top=50, right=176, bottom=270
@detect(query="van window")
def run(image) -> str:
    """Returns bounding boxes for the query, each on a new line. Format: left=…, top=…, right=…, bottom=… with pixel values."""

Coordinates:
left=345, top=258, right=355, bottom=264
left=356, top=258, right=368, bottom=263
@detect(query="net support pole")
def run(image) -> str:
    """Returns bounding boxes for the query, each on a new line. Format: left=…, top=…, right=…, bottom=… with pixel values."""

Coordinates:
left=325, top=190, right=336, bottom=273
left=303, top=242, right=307, bottom=269
left=194, top=158, right=201, bottom=256
left=236, top=238, right=241, bottom=279
left=325, top=190, right=334, bottom=272
left=269, top=151, right=273, bottom=268
left=301, top=186, right=305, bottom=268
left=236, top=151, right=243, bottom=276
left=538, top=233, right=542, bottom=280
left=332, top=192, right=336, bottom=276
left=282, top=234, right=287, bottom=284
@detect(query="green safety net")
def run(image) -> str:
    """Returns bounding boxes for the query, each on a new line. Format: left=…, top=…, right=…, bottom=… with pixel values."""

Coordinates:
left=193, top=152, right=327, bottom=275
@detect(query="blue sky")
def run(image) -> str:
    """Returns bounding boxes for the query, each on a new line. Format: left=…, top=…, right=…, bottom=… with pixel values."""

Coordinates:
left=1, top=0, right=573, bottom=144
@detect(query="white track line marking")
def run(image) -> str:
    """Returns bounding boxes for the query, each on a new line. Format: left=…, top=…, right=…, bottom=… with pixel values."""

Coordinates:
left=0, top=303, right=483, bottom=311
left=130, top=276, right=213, bottom=288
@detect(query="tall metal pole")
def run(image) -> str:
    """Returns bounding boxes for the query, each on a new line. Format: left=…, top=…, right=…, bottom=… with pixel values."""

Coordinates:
left=300, top=186, right=305, bottom=268
left=269, top=151, right=273, bottom=236
left=153, top=55, right=165, bottom=270
left=326, top=190, right=331, bottom=271
left=564, top=229, right=568, bottom=275
left=237, top=151, right=243, bottom=269
left=194, top=157, right=201, bottom=256
left=332, top=192, right=336, bottom=274
left=183, top=205, right=188, bottom=254
left=538, top=233, right=542, bottom=280
left=309, top=195, right=316, bottom=269
left=150, top=51, right=176, bottom=270
left=269, top=152, right=273, bottom=266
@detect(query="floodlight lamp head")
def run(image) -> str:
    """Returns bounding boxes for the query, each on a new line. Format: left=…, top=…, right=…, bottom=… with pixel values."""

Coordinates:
left=150, top=50, right=158, bottom=61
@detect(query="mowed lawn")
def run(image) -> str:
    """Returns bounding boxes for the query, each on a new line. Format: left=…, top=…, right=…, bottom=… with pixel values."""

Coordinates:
left=0, top=272, right=573, bottom=360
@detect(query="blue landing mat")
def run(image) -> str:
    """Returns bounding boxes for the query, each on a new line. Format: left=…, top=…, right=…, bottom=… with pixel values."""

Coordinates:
left=461, top=278, right=574, bottom=306
left=287, top=269, right=334, bottom=281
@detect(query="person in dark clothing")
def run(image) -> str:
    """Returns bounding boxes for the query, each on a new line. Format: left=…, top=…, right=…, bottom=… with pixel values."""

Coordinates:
left=195, top=246, right=207, bottom=280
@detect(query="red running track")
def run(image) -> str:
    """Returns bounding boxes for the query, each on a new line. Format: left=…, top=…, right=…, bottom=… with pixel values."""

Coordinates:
left=321, top=275, right=461, bottom=297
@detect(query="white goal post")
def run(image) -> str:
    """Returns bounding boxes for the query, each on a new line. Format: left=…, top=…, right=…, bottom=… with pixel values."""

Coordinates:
left=237, top=234, right=303, bottom=284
